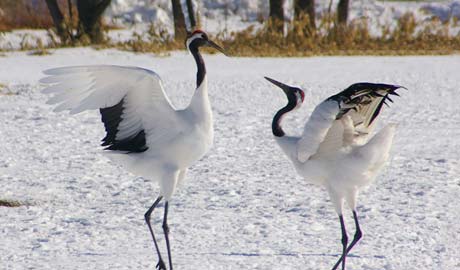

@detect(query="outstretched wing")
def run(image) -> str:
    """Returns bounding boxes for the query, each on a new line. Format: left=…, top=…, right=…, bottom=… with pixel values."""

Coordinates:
left=329, top=82, right=403, bottom=144
left=41, top=65, right=180, bottom=153
left=297, top=99, right=340, bottom=162
left=297, top=83, right=403, bottom=162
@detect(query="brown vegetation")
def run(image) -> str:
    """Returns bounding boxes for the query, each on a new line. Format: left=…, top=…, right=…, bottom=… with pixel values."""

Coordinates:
left=115, top=12, right=460, bottom=56
left=112, top=12, right=460, bottom=56
left=218, top=13, right=460, bottom=56
left=115, top=23, right=182, bottom=54
left=0, top=0, right=61, bottom=31
left=0, top=199, right=23, bottom=207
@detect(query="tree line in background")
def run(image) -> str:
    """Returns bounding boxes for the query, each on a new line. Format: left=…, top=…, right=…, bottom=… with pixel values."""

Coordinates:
left=2, top=0, right=459, bottom=55
left=0, top=0, right=351, bottom=45
left=44, top=0, right=111, bottom=44
left=40, top=0, right=350, bottom=45
left=270, top=0, right=349, bottom=29
left=41, top=0, right=201, bottom=44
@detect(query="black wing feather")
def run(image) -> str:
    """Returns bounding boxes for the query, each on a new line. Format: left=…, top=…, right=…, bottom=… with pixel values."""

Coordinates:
left=328, top=82, right=404, bottom=126
left=99, top=97, right=148, bottom=153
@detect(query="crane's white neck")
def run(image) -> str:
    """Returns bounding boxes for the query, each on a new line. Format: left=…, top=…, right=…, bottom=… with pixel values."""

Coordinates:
left=190, top=75, right=212, bottom=124
left=187, top=40, right=212, bottom=129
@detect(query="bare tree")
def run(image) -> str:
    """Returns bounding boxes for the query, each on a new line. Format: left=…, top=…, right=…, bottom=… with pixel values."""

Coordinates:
left=337, top=0, right=350, bottom=25
left=171, top=0, right=187, bottom=40
left=269, top=0, right=283, bottom=22
left=44, top=0, right=71, bottom=43
left=269, top=0, right=284, bottom=31
left=45, top=0, right=111, bottom=44
left=294, top=0, right=315, bottom=29
left=77, top=0, right=111, bottom=43
left=186, top=0, right=196, bottom=29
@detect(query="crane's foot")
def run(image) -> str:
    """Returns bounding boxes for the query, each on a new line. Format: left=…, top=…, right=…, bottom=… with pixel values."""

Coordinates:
left=156, top=259, right=167, bottom=270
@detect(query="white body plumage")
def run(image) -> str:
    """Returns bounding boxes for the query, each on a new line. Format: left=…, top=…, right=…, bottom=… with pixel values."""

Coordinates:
left=41, top=30, right=226, bottom=270
left=275, top=120, right=396, bottom=213
left=269, top=83, right=399, bottom=214
left=265, top=77, right=403, bottom=270
left=41, top=66, right=213, bottom=200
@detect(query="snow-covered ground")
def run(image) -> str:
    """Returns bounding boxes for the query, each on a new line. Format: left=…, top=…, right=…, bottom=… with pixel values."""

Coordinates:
left=1, top=48, right=459, bottom=269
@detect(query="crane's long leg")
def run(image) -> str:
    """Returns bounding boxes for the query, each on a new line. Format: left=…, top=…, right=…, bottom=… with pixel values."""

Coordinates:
left=144, top=196, right=166, bottom=270
left=346, top=211, right=362, bottom=253
left=333, top=211, right=363, bottom=268
left=332, top=215, right=348, bottom=270
left=162, top=202, right=173, bottom=270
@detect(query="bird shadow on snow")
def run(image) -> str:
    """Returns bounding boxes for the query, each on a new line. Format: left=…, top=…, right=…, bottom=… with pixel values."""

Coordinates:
left=76, top=252, right=108, bottom=257
left=184, top=251, right=386, bottom=260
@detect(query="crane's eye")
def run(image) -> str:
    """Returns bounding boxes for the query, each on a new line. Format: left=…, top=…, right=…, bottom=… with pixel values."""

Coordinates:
left=299, top=90, right=305, bottom=102
left=295, top=90, right=304, bottom=103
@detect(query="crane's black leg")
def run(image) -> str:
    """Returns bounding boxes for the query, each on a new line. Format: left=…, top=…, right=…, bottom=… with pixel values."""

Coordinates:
left=162, top=201, right=173, bottom=270
left=144, top=196, right=166, bottom=270
left=332, top=215, right=348, bottom=270
left=346, top=211, right=362, bottom=254
left=332, top=211, right=363, bottom=268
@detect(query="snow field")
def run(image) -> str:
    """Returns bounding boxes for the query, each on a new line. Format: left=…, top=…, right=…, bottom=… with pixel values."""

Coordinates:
left=0, top=49, right=459, bottom=269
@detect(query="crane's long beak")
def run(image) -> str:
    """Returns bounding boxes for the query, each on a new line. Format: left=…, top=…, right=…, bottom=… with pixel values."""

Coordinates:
left=264, top=77, right=292, bottom=95
left=207, top=40, right=227, bottom=56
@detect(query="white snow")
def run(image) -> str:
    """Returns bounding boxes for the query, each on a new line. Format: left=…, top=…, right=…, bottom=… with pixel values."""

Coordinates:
left=0, top=30, right=52, bottom=51
left=1, top=48, right=459, bottom=269
left=422, top=0, right=460, bottom=22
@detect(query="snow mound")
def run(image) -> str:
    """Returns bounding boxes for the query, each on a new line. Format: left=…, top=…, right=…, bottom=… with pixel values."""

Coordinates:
left=422, top=0, right=460, bottom=22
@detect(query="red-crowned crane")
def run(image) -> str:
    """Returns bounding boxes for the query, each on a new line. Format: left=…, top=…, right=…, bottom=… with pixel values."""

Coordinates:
left=265, top=77, right=403, bottom=270
left=41, top=30, right=225, bottom=270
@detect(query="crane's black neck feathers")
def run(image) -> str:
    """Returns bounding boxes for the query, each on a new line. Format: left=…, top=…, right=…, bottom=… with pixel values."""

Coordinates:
left=100, top=98, right=148, bottom=153
left=188, top=39, right=206, bottom=88
left=272, top=93, right=298, bottom=137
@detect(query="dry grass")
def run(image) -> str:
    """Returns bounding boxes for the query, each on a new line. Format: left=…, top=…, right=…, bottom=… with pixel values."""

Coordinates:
left=0, top=82, right=17, bottom=95
left=0, top=199, right=23, bottom=207
left=115, top=23, right=182, bottom=54
left=1, top=8, right=459, bottom=56
left=113, top=13, right=460, bottom=56
left=28, top=39, right=52, bottom=56
left=217, top=13, right=460, bottom=56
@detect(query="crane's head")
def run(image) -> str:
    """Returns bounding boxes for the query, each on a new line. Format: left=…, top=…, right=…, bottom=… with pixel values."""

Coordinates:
left=186, top=30, right=226, bottom=55
left=265, top=77, right=305, bottom=107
